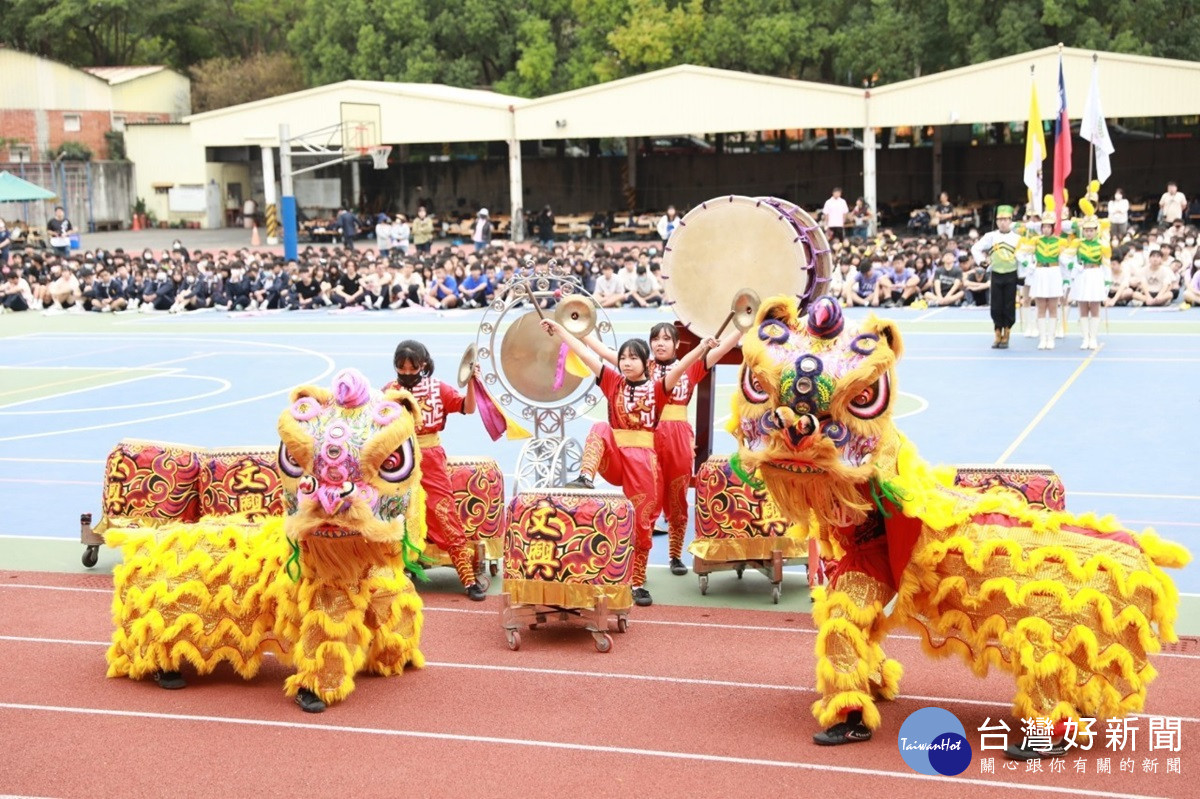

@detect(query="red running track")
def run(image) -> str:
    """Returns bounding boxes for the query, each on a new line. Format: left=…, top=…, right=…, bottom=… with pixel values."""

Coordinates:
left=0, top=570, right=1196, bottom=799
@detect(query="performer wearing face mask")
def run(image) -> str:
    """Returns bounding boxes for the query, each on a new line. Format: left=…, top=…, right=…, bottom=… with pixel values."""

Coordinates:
left=384, top=340, right=488, bottom=601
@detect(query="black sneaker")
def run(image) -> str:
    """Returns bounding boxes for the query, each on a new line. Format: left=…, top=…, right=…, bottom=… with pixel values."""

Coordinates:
left=813, top=711, right=872, bottom=745
left=154, top=670, right=186, bottom=690
left=564, top=475, right=594, bottom=490
left=465, top=581, right=488, bottom=601
left=295, top=688, right=327, bottom=713
left=669, top=557, right=688, bottom=576
left=632, top=587, right=653, bottom=607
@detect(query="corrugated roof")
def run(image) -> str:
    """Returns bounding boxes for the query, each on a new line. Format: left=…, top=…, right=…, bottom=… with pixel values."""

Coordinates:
left=83, top=66, right=167, bottom=84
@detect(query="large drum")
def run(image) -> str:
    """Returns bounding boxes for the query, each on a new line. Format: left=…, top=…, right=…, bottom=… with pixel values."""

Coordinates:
left=200, top=445, right=286, bottom=520
left=97, top=439, right=204, bottom=531
left=661, top=195, right=831, bottom=337
left=690, top=455, right=805, bottom=562
left=422, top=456, right=507, bottom=567
left=503, top=488, right=634, bottom=611
left=951, top=464, right=1066, bottom=511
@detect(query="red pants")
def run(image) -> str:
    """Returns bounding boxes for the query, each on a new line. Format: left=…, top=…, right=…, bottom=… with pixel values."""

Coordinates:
left=419, top=444, right=475, bottom=587
left=655, top=418, right=694, bottom=559
left=582, top=423, right=661, bottom=585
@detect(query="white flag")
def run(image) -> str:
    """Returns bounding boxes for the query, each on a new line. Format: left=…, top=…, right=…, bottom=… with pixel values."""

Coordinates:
left=1080, top=59, right=1115, bottom=183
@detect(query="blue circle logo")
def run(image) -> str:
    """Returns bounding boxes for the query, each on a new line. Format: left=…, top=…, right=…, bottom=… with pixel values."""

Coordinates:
left=896, top=708, right=973, bottom=776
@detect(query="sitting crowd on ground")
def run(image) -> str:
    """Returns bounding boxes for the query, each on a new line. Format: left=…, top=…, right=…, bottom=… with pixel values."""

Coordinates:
left=1, top=213, right=1197, bottom=316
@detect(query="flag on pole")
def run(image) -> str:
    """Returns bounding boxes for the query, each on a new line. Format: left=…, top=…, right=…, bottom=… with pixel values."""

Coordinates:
left=1080, top=56, right=1114, bottom=184
left=1024, top=77, right=1046, bottom=216
left=1052, top=52, right=1072, bottom=233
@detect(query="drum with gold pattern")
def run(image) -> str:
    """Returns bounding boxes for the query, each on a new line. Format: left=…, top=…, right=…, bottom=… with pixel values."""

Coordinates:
left=422, top=456, right=507, bottom=569
left=200, top=446, right=286, bottom=520
left=952, top=464, right=1066, bottom=511
left=97, top=439, right=203, bottom=531
left=503, top=488, right=634, bottom=611
left=690, top=455, right=805, bottom=562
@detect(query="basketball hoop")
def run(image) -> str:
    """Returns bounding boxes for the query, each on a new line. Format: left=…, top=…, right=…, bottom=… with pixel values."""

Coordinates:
left=367, top=145, right=393, bottom=170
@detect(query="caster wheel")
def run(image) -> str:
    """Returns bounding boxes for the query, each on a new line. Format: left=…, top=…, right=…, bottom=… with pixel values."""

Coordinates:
left=735, top=565, right=745, bottom=579
left=772, top=584, right=781, bottom=604
left=698, top=574, right=709, bottom=595
left=595, top=633, right=613, bottom=653
left=82, top=545, right=99, bottom=568
left=476, top=574, right=491, bottom=592
left=506, top=630, right=521, bottom=651
left=616, top=616, right=628, bottom=633
left=489, top=561, right=499, bottom=576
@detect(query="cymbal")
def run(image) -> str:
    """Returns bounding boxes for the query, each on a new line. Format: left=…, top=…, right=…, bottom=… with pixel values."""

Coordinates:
left=499, top=310, right=584, bottom=403
left=554, top=295, right=596, bottom=337
left=457, top=343, right=477, bottom=387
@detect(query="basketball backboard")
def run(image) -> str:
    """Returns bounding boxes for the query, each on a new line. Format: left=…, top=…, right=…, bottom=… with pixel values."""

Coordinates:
left=340, top=102, right=382, bottom=153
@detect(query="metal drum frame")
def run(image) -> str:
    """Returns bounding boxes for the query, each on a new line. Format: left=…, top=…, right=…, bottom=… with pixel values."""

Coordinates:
left=473, top=258, right=617, bottom=494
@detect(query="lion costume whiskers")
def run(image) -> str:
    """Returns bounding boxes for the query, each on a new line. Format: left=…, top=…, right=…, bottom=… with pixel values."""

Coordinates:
left=106, top=369, right=428, bottom=711
left=731, top=295, right=1189, bottom=749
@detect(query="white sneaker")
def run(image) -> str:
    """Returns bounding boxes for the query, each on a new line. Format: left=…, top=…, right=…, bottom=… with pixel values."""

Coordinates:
left=41, top=305, right=64, bottom=316
left=247, top=300, right=259, bottom=311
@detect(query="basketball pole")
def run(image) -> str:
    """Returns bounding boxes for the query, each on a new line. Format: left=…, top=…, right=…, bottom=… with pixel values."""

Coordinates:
left=279, top=123, right=299, bottom=261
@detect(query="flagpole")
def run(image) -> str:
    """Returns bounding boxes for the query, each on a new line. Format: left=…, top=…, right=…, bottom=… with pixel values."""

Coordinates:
left=1087, top=53, right=1096, bottom=188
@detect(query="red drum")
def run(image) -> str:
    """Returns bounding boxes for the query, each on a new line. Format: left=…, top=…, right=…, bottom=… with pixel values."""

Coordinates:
left=418, top=456, right=506, bottom=569
left=98, top=439, right=203, bottom=531
left=446, top=456, right=506, bottom=560
left=952, top=464, right=1066, bottom=511
left=690, top=456, right=805, bottom=562
left=200, top=446, right=286, bottom=520
left=504, top=488, right=635, bottom=611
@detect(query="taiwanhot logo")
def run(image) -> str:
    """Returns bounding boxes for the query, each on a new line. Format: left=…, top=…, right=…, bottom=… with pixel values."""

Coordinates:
left=896, top=707, right=973, bottom=776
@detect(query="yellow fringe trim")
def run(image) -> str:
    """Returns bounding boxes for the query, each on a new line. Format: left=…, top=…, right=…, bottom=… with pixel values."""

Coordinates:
left=687, top=536, right=806, bottom=563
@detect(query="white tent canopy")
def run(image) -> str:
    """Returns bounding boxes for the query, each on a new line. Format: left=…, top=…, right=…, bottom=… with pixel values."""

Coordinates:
left=180, top=47, right=1200, bottom=240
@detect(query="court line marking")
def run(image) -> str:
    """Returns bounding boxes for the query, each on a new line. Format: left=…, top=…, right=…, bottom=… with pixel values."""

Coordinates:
left=1072, top=492, right=1200, bottom=502
left=0, top=703, right=1172, bottom=797
left=0, top=375, right=231, bottom=415
left=2, top=584, right=1198, bottom=659
left=0, top=337, right=336, bottom=443
left=911, top=307, right=947, bottom=322
left=0, top=478, right=99, bottom=486
left=0, top=457, right=105, bottom=464
left=996, top=344, right=1105, bottom=465
left=0, top=367, right=174, bottom=403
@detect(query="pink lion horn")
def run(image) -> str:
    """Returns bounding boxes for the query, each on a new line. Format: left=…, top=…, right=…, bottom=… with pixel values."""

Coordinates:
left=332, top=368, right=372, bottom=409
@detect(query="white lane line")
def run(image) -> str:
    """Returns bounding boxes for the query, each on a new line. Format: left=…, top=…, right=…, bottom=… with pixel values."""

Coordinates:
left=0, top=369, right=177, bottom=410
left=3, top=634, right=1199, bottom=726
left=1, top=586, right=1198, bottom=661
left=911, top=307, right=946, bottom=322
left=0, top=702, right=1176, bottom=797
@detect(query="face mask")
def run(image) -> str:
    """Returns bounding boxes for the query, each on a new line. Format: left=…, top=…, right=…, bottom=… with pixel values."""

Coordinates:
left=393, top=373, right=422, bottom=389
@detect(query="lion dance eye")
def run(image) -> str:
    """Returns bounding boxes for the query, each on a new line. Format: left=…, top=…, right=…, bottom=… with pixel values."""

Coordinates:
left=278, top=441, right=305, bottom=478
left=847, top=374, right=891, bottom=419
left=379, top=440, right=416, bottom=483
left=740, top=365, right=769, bottom=404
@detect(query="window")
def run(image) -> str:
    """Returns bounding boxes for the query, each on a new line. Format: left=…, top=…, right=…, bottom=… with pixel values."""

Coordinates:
left=145, top=115, right=161, bottom=124
left=112, top=115, right=126, bottom=132
left=8, top=145, right=32, bottom=163
left=63, top=114, right=82, bottom=132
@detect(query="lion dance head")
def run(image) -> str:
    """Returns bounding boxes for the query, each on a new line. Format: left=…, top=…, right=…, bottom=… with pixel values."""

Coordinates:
left=277, top=368, right=427, bottom=581
left=732, top=295, right=904, bottom=529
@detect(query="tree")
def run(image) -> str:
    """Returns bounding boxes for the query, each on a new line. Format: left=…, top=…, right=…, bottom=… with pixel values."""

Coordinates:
left=190, top=52, right=308, bottom=113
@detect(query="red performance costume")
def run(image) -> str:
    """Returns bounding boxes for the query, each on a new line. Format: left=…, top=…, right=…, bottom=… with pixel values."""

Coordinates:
left=651, top=358, right=708, bottom=560
left=579, top=365, right=666, bottom=586
left=384, top=376, right=477, bottom=588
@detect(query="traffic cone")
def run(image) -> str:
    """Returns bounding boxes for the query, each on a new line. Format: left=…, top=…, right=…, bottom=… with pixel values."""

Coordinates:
left=131, top=214, right=141, bottom=231
left=251, top=225, right=261, bottom=247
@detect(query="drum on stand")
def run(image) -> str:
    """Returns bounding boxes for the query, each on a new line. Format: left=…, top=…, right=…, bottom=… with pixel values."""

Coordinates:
left=501, top=488, right=635, bottom=652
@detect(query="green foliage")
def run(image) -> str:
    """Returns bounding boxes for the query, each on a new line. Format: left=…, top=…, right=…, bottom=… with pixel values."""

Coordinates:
left=190, top=51, right=307, bottom=112
left=54, top=141, right=93, bottom=161
left=104, top=131, right=127, bottom=160
left=1, top=0, right=1196, bottom=96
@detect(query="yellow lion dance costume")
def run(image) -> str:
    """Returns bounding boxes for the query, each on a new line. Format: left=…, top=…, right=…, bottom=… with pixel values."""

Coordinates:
left=731, top=295, right=1189, bottom=757
left=107, top=368, right=428, bottom=712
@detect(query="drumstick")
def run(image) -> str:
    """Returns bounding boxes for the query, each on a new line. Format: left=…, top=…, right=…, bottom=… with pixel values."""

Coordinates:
left=525, top=283, right=546, bottom=321
left=713, top=312, right=736, bottom=340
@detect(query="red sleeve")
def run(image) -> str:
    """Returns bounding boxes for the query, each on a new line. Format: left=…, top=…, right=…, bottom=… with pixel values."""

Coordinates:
left=687, top=358, right=709, bottom=384
left=598, top=364, right=622, bottom=402
left=438, top=380, right=465, bottom=414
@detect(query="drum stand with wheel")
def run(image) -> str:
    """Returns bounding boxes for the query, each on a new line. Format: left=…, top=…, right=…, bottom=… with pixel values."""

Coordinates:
left=693, top=549, right=806, bottom=604
left=499, top=592, right=628, bottom=653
